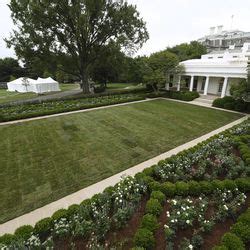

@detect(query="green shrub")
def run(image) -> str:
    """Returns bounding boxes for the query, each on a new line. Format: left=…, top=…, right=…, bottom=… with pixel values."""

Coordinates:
left=222, top=179, right=237, bottom=190
left=150, top=191, right=166, bottom=204
left=237, top=208, right=250, bottom=224
left=231, top=222, right=250, bottom=243
left=213, top=96, right=247, bottom=112
left=145, top=198, right=163, bottom=216
left=235, top=178, right=250, bottom=192
left=199, top=181, right=213, bottom=194
left=161, top=182, right=176, bottom=197
left=188, top=181, right=201, bottom=195
left=134, top=228, right=155, bottom=249
left=175, top=181, right=189, bottom=196
left=212, top=246, right=228, bottom=250
left=140, top=214, right=159, bottom=232
left=67, top=204, right=80, bottom=217
left=33, top=217, right=52, bottom=237
left=143, top=167, right=155, bottom=177
left=14, top=225, right=33, bottom=241
left=0, top=234, right=17, bottom=245
left=148, top=181, right=162, bottom=192
left=51, top=209, right=68, bottom=221
left=221, top=232, right=245, bottom=250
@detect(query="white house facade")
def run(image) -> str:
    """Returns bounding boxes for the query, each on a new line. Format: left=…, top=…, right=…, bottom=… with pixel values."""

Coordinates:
left=171, top=43, right=250, bottom=98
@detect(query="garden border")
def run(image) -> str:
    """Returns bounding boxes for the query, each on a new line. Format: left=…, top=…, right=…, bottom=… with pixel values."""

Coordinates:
left=0, top=115, right=248, bottom=236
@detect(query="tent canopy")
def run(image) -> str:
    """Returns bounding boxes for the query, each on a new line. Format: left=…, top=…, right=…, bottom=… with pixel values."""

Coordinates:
left=7, top=77, right=61, bottom=93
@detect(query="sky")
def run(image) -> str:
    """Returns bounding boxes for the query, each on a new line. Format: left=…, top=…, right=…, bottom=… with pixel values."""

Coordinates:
left=0, top=0, right=250, bottom=58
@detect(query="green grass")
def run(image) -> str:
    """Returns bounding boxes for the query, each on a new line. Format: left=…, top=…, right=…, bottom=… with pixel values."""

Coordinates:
left=0, top=84, right=79, bottom=104
left=0, top=99, right=243, bottom=223
left=0, top=89, right=37, bottom=104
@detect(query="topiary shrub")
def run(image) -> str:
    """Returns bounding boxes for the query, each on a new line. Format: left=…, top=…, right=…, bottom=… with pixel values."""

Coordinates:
left=51, top=209, right=68, bottom=221
left=67, top=204, right=80, bottom=218
left=237, top=208, right=250, bottom=224
left=145, top=198, right=163, bottom=216
left=0, top=234, right=17, bottom=245
left=148, top=181, right=162, bottom=192
left=133, top=228, right=155, bottom=249
left=14, top=225, right=33, bottom=241
left=150, top=191, right=166, bottom=204
left=221, top=232, right=245, bottom=250
left=161, top=182, right=176, bottom=197
left=221, top=179, right=237, bottom=190
left=175, top=181, right=189, bottom=196
left=212, top=246, right=228, bottom=250
left=33, top=217, right=52, bottom=238
left=140, top=214, right=159, bottom=232
left=235, top=178, right=250, bottom=192
left=199, top=181, right=213, bottom=194
left=231, top=222, right=250, bottom=243
left=188, top=181, right=201, bottom=195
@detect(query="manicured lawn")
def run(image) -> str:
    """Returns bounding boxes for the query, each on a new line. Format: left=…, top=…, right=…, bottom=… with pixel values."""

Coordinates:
left=0, top=84, right=79, bottom=104
left=0, top=99, right=243, bottom=223
left=0, top=89, right=37, bottom=104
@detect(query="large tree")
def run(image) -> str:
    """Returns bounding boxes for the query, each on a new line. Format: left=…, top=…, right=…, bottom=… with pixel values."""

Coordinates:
left=6, top=0, right=149, bottom=93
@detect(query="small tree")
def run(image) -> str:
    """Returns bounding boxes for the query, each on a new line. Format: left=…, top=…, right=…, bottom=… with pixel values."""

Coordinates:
left=142, top=51, right=179, bottom=92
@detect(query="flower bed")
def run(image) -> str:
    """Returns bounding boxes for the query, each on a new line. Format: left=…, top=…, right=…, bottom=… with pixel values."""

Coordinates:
left=0, top=120, right=249, bottom=249
left=0, top=94, right=144, bottom=122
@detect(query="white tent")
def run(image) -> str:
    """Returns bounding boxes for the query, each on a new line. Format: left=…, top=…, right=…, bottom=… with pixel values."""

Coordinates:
left=35, top=77, right=60, bottom=93
left=7, top=77, right=61, bottom=94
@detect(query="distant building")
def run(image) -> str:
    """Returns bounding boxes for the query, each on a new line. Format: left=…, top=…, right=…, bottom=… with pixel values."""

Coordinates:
left=198, top=26, right=250, bottom=52
left=167, top=43, right=250, bottom=98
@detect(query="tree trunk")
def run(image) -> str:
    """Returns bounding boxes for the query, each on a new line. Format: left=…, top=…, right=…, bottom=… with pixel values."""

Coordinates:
left=80, top=69, right=90, bottom=94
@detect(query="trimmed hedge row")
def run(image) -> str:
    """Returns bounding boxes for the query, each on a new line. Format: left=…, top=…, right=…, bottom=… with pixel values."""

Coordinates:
left=236, top=135, right=250, bottom=165
left=147, top=90, right=199, bottom=101
left=0, top=94, right=144, bottom=122
left=212, top=96, right=250, bottom=113
left=213, top=207, right=250, bottom=250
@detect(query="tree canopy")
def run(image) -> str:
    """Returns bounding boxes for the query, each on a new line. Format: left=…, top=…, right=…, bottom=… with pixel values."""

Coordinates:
left=167, top=41, right=207, bottom=61
left=0, top=57, right=23, bottom=82
left=6, top=0, right=149, bottom=93
left=142, top=50, right=180, bottom=91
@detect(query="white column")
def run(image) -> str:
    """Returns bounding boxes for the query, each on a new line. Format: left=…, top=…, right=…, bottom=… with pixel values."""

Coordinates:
left=221, top=77, right=228, bottom=98
left=189, top=75, right=194, bottom=91
left=165, top=83, right=170, bottom=90
left=203, top=76, right=209, bottom=95
left=177, top=75, right=181, bottom=91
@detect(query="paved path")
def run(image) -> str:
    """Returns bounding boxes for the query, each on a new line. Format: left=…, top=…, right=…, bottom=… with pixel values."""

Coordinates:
left=0, top=97, right=245, bottom=126
left=0, top=115, right=248, bottom=235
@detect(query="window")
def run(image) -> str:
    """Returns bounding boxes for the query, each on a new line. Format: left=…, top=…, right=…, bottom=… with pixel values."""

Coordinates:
left=218, top=78, right=224, bottom=93
left=233, top=56, right=238, bottom=58
left=208, top=57, right=213, bottom=59
left=218, top=56, right=223, bottom=59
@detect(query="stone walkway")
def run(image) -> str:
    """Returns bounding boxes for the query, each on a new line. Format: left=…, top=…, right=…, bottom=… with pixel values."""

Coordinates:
left=0, top=115, right=248, bottom=235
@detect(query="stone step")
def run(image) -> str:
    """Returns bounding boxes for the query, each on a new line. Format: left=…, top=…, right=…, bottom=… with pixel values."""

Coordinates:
left=194, top=98, right=214, bottom=104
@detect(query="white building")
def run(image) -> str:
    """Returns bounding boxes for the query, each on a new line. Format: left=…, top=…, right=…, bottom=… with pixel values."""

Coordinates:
left=198, top=26, right=250, bottom=52
left=171, top=43, right=250, bottom=98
